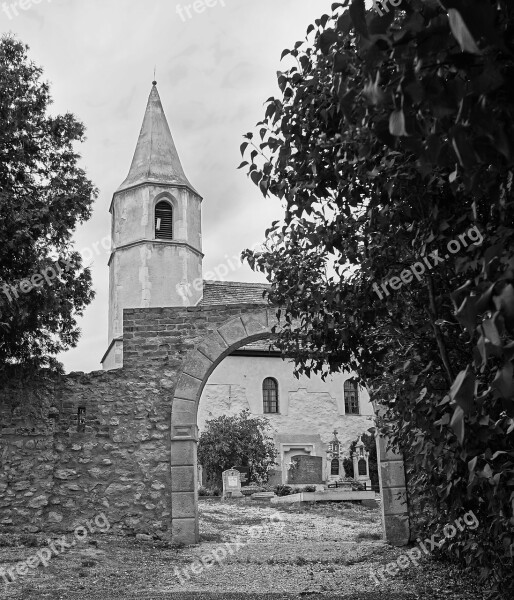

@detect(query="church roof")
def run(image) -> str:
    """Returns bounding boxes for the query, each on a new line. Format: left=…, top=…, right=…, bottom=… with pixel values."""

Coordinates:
left=200, top=280, right=270, bottom=306
left=200, top=281, right=279, bottom=355
left=117, top=83, right=198, bottom=194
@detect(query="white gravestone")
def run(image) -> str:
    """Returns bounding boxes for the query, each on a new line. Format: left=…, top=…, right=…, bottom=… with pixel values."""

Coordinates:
left=222, top=467, right=243, bottom=499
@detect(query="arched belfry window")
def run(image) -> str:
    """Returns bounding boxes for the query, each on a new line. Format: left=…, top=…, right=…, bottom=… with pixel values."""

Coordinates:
left=263, top=378, right=279, bottom=414
left=344, top=380, right=360, bottom=415
left=155, top=201, right=173, bottom=240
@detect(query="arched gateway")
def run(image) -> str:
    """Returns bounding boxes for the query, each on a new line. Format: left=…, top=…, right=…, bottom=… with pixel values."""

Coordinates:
left=92, top=83, right=410, bottom=547
left=169, top=309, right=410, bottom=547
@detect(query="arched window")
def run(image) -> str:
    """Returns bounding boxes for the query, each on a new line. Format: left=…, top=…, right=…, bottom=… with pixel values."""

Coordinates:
left=155, top=201, right=173, bottom=240
left=344, top=380, right=360, bottom=415
left=263, top=378, right=279, bottom=414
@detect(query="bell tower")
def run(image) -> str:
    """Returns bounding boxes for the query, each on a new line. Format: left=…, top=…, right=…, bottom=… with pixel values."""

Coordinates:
left=102, top=82, right=203, bottom=370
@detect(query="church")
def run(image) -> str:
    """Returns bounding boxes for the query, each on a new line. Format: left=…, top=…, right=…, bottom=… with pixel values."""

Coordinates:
left=100, top=82, right=374, bottom=486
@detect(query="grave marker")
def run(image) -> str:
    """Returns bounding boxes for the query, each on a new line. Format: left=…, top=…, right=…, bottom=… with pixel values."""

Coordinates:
left=222, top=467, right=243, bottom=499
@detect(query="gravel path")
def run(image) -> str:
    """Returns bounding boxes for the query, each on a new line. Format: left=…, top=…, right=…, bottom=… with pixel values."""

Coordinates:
left=0, top=498, right=486, bottom=599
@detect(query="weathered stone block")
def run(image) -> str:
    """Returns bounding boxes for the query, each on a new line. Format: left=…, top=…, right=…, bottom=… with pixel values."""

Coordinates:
left=172, top=398, right=196, bottom=425
left=381, top=487, right=409, bottom=515
left=170, top=441, right=196, bottom=466
left=105, top=483, right=132, bottom=495
left=380, top=459, right=407, bottom=489
left=197, top=332, right=228, bottom=362
left=12, top=481, right=30, bottom=491
left=383, top=513, right=410, bottom=547
left=48, top=512, right=63, bottom=523
left=217, top=317, right=247, bottom=347
left=171, top=424, right=198, bottom=441
left=171, top=466, right=195, bottom=493
left=171, top=517, right=198, bottom=545
left=182, top=350, right=213, bottom=381
left=171, top=492, right=196, bottom=519
left=241, top=312, right=269, bottom=337
left=174, top=373, right=202, bottom=402
left=54, top=469, right=77, bottom=480
left=28, top=495, right=48, bottom=509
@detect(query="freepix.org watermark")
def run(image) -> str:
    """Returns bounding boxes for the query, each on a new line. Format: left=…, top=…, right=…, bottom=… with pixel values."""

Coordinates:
left=174, top=512, right=285, bottom=584
left=2, top=0, right=51, bottom=20
left=176, top=0, right=226, bottom=22
left=0, top=513, right=110, bottom=586
left=1, top=235, right=111, bottom=303
left=176, top=242, right=264, bottom=305
left=369, top=510, right=479, bottom=584
left=371, top=0, right=401, bottom=16
left=372, top=226, right=483, bottom=300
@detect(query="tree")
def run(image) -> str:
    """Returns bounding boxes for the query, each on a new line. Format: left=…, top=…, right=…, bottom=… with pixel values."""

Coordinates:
left=197, top=410, right=278, bottom=486
left=0, top=36, right=97, bottom=375
left=240, top=1, right=514, bottom=594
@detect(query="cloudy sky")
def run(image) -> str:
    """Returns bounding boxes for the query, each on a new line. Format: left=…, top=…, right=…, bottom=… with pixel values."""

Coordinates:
left=2, top=0, right=334, bottom=373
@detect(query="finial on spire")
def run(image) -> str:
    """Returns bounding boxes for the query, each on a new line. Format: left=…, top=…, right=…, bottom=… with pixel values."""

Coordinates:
left=153, top=65, right=157, bottom=86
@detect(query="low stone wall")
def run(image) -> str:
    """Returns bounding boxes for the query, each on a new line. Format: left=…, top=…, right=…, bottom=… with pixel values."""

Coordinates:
left=0, top=368, right=172, bottom=537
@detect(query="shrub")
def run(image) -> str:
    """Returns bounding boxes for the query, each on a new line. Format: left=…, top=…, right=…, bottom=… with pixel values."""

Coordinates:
left=198, top=486, right=221, bottom=497
left=275, top=485, right=293, bottom=497
left=198, top=410, right=277, bottom=487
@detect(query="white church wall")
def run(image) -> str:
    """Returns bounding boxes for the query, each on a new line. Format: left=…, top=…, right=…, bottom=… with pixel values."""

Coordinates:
left=198, top=354, right=375, bottom=484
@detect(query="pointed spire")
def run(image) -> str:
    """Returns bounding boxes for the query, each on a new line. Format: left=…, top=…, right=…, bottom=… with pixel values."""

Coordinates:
left=117, top=82, right=197, bottom=194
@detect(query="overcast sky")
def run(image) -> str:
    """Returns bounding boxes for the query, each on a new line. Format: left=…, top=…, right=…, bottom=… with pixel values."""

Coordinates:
left=2, top=0, right=334, bottom=373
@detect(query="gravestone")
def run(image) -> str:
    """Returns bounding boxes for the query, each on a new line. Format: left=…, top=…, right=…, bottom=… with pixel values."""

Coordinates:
left=287, top=455, right=323, bottom=484
left=352, top=436, right=372, bottom=490
left=233, top=466, right=250, bottom=487
left=222, top=467, right=243, bottom=499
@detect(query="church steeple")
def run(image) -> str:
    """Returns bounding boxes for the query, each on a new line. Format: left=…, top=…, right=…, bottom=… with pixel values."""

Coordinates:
left=117, top=82, right=197, bottom=194
left=102, top=83, right=203, bottom=370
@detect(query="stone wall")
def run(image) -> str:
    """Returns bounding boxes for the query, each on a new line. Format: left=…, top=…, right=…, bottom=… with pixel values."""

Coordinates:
left=0, top=368, right=172, bottom=537
left=0, top=303, right=411, bottom=547
left=0, top=303, right=276, bottom=538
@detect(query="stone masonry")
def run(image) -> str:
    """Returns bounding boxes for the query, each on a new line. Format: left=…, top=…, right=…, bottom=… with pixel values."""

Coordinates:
left=0, top=303, right=411, bottom=545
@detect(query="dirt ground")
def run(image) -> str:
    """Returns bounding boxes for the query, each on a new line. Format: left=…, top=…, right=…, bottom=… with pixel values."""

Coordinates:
left=0, top=499, right=486, bottom=599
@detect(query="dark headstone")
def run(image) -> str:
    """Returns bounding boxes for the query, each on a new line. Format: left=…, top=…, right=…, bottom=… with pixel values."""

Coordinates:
left=233, top=466, right=250, bottom=486
left=288, top=455, right=323, bottom=484
left=358, top=458, right=367, bottom=476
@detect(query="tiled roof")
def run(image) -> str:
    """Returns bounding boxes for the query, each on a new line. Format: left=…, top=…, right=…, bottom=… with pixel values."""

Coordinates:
left=200, top=280, right=270, bottom=306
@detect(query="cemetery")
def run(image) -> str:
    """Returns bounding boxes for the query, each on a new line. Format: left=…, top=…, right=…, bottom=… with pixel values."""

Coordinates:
left=216, top=436, right=379, bottom=508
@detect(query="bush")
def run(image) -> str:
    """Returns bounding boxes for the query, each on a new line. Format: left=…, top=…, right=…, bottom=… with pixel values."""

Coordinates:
left=275, top=485, right=294, bottom=497
left=303, top=485, right=317, bottom=492
left=198, top=486, right=221, bottom=497
left=198, top=410, right=277, bottom=487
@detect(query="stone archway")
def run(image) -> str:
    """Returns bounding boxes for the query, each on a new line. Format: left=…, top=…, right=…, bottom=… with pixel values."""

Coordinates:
left=170, top=310, right=410, bottom=546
